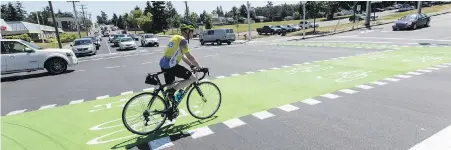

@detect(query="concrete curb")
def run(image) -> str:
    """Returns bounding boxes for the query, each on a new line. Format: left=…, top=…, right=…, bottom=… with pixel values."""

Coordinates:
left=287, top=11, right=451, bottom=42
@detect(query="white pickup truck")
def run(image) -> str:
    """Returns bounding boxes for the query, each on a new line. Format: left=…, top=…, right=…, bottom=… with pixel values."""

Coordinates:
left=1, top=39, right=78, bottom=75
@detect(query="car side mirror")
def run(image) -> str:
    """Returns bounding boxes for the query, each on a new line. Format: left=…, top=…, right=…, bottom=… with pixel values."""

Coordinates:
left=24, top=47, right=34, bottom=53
left=70, top=44, right=73, bottom=47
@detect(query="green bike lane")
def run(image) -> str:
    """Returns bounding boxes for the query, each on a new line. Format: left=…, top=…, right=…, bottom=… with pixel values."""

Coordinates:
left=2, top=46, right=451, bottom=150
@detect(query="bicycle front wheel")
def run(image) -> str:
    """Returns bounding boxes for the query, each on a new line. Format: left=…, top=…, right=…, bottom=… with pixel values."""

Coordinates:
left=186, top=81, right=222, bottom=119
left=122, top=92, right=168, bottom=135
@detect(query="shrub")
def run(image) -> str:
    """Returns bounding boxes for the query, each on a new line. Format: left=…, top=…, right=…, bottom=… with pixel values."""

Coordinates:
left=59, top=33, right=78, bottom=43
left=4, top=34, right=31, bottom=42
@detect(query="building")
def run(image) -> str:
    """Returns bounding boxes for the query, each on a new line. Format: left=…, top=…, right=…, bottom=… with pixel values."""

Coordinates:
left=1, top=19, right=64, bottom=40
left=47, top=17, right=79, bottom=31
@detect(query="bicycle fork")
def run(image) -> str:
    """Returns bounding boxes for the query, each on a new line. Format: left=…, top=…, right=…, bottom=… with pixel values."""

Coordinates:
left=195, top=85, right=207, bottom=102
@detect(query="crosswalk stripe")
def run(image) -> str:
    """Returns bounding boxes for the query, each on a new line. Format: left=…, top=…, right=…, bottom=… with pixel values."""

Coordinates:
left=252, top=111, right=275, bottom=120
left=6, top=109, right=27, bottom=116
left=356, top=85, right=373, bottom=90
left=339, top=89, right=358, bottom=94
left=321, top=93, right=340, bottom=99
left=384, top=78, right=400, bottom=82
left=407, top=72, right=423, bottom=75
left=223, top=118, right=246, bottom=128
left=371, top=81, right=387, bottom=85
left=39, top=104, right=56, bottom=110
left=396, top=75, right=412, bottom=78
left=69, top=99, right=84, bottom=105
left=278, top=104, right=299, bottom=112
left=301, top=99, right=322, bottom=105
left=189, top=127, right=214, bottom=139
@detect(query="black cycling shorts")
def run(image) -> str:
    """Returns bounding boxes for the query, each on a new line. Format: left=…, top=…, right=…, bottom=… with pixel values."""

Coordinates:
left=161, top=64, right=192, bottom=85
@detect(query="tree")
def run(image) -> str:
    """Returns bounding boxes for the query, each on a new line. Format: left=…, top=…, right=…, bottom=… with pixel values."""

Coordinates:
left=56, top=10, right=73, bottom=18
left=266, top=1, right=274, bottom=21
left=172, top=13, right=181, bottom=29
left=26, top=11, right=38, bottom=23
left=188, top=12, right=198, bottom=27
left=99, top=11, right=108, bottom=24
left=166, top=1, right=177, bottom=31
left=231, top=6, right=239, bottom=24
left=151, top=1, right=168, bottom=33
left=204, top=13, right=213, bottom=29
left=137, top=12, right=153, bottom=33
left=280, top=3, right=289, bottom=19
left=144, top=1, right=152, bottom=15
left=239, top=4, right=247, bottom=18
left=128, top=6, right=142, bottom=28
left=15, top=1, right=26, bottom=21
left=5, top=2, right=17, bottom=21
left=111, top=13, right=118, bottom=26
left=305, top=1, right=325, bottom=32
left=292, top=11, right=300, bottom=20
left=117, top=15, right=124, bottom=29
left=1, top=4, right=9, bottom=20
left=324, top=1, right=353, bottom=20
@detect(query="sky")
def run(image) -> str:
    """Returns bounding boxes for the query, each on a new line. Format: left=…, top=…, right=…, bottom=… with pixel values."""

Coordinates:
left=12, top=0, right=299, bottom=22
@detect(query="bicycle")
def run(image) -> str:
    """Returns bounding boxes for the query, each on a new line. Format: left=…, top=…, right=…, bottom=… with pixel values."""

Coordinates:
left=121, top=67, right=222, bottom=135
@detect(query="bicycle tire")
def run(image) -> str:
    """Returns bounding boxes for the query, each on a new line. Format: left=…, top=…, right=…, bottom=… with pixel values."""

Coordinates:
left=186, top=81, right=222, bottom=119
left=122, top=92, right=168, bottom=135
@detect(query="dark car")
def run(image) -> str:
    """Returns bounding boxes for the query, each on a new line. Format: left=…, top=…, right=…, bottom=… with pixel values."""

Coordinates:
left=392, top=13, right=430, bottom=31
left=257, top=25, right=277, bottom=35
left=275, top=25, right=291, bottom=32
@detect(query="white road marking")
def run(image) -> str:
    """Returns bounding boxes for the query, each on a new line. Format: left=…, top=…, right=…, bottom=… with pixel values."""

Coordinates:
left=335, top=36, right=451, bottom=42
left=141, top=61, right=153, bottom=64
left=321, top=93, right=340, bottom=99
left=396, top=75, right=412, bottom=78
left=407, top=72, right=423, bottom=75
left=216, top=76, right=226, bottom=79
left=292, top=63, right=302, bottom=65
left=339, top=89, right=358, bottom=94
left=121, top=91, right=134, bottom=95
left=371, top=81, right=387, bottom=85
left=149, top=136, right=174, bottom=150
left=435, top=65, right=449, bottom=68
left=252, top=111, right=275, bottom=120
left=105, top=41, right=112, bottom=54
left=69, top=99, right=84, bottom=105
left=278, top=104, right=299, bottom=112
left=409, top=125, right=451, bottom=150
left=79, top=52, right=155, bottom=62
left=384, top=78, right=400, bottom=82
left=281, top=66, right=290, bottom=68
left=230, top=52, right=244, bottom=54
left=6, top=109, right=27, bottom=116
left=189, top=127, right=214, bottom=139
left=427, top=67, right=441, bottom=70
left=96, top=95, right=110, bottom=100
left=356, top=85, right=373, bottom=90
left=203, top=54, right=219, bottom=57
left=303, top=62, right=311, bottom=64
left=231, top=74, right=240, bottom=76
left=39, top=104, right=56, bottom=110
left=301, top=99, right=322, bottom=105
left=74, top=70, right=86, bottom=73
left=339, top=56, right=347, bottom=59
left=417, top=69, right=432, bottom=73
left=105, top=65, right=126, bottom=69
left=258, top=69, right=267, bottom=72
left=444, top=63, right=451, bottom=66
left=143, top=88, right=155, bottom=92
left=245, top=72, right=254, bottom=74
left=223, top=118, right=246, bottom=129
left=270, top=67, right=280, bottom=70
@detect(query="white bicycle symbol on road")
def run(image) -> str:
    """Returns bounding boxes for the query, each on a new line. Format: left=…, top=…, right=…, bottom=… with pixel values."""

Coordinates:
left=286, top=65, right=334, bottom=75
left=317, top=70, right=372, bottom=82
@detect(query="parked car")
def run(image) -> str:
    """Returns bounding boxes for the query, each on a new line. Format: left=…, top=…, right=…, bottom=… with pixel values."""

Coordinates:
left=112, top=34, right=129, bottom=47
left=71, top=38, right=98, bottom=56
left=393, top=13, right=430, bottom=30
left=118, top=37, right=137, bottom=50
left=130, top=34, right=139, bottom=41
left=269, top=25, right=282, bottom=34
left=274, top=25, right=291, bottom=32
left=1, top=39, right=78, bottom=75
left=84, top=36, right=100, bottom=49
left=257, top=25, right=278, bottom=35
left=200, top=29, right=236, bottom=45
left=287, top=24, right=302, bottom=31
left=140, top=34, right=159, bottom=47
left=283, top=25, right=296, bottom=32
left=299, top=21, right=310, bottom=29
left=399, top=5, right=415, bottom=12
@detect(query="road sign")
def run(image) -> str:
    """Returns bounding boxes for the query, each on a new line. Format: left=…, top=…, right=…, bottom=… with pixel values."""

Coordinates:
left=357, top=5, right=361, bottom=11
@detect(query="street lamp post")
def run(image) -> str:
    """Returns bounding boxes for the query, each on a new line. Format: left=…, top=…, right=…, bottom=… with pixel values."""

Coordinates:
left=301, top=1, right=306, bottom=39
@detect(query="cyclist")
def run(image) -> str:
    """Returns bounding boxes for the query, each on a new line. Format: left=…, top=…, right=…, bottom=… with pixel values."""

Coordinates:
left=159, top=28, right=202, bottom=102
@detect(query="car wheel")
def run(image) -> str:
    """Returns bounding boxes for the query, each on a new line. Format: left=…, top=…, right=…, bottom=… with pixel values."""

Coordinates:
left=258, top=32, right=262, bottom=35
left=45, top=58, right=68, bottom=75
left=227, top=41, right=231, bottom=45
left=412, top=24, right=417, bottom=30
left=200, top=40, right=205, bottom=45
left=425, top=21, right=430, bottom=27
left=216, top=40, right=222, bottom=45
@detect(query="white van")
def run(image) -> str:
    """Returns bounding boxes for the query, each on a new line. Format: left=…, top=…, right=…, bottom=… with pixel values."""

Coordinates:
left=200, top=29, right=236, bottom=45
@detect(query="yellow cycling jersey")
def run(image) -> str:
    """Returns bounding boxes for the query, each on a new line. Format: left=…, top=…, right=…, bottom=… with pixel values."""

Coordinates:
left=159, top=35, right=190, bottom=69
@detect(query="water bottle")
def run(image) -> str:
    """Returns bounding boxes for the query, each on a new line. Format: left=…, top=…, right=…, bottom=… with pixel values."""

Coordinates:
left=174, top=89, right=184, bottom=102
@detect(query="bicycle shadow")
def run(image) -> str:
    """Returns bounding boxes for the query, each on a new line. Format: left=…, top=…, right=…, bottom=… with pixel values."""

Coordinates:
left=111, top=116, right=218, bottom=149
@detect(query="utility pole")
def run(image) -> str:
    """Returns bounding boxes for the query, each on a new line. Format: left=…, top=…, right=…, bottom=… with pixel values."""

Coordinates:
left=49, top=1, right=62, bottom=48
left=246, top=1, right=251, bottom=41
left=364, top=1, right=371, bottom=28
left=36, top=10, right=44, bottom=43
left=68, top=1, right=81, bottom=38
left=302, top=1, right=306, bottom=39
left=417, top=1, right=422, bottom=14
left=80, top=4, right=88, bottom=36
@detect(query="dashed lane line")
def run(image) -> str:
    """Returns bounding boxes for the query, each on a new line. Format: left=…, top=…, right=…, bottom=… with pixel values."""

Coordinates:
left=105, top=65, right=126, bottom=69
left=6, top=109, right=27, bottom=116
left=384, top=78, right=401, bottom=82
left=39, top=104, right=57, bottom=110
left=407, top=72, right=423, bottom=75
left=339, top=89, right=358, bottom=94
left=418, top=69, right=433, bottom=73
left=69, top=99, right=84, bottom=105
left=301, top=99, right=322, bottom=105
left=96, top=95, right=110, bottom=100
left=396, top=75, right=412, bottom=78
left=252, top=111, right=275, bottom=120
left=188, top=127, right=214, bottom=139
left=371, top=81, right=387, bottom=85
left=231, top=74, right=240, bottom=76
left=216, top=76, right=226, bottom=79
left=120, top=91, right=134, bottom=95
left=223, top=118, right=246, bottom=129
left=321, top=93, right=340, bottom=99
left=278, top=104, right=299, bottom=112
left=143, top=88, right=155, bottom=92
left=356, top=85, right=374, bottom=90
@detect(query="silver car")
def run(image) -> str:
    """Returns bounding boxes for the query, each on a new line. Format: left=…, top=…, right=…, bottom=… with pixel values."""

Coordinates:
left=118, top=37, right=137, bottom=50
left=140, top=34, right=159, bottom=47
left=71, top=38, right=97, bottom=56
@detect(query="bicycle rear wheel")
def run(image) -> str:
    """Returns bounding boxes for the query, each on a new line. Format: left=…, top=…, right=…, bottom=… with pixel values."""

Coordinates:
left=122, top=92, right=168, bottom=135
left=186, top=81, right=222, bottom=119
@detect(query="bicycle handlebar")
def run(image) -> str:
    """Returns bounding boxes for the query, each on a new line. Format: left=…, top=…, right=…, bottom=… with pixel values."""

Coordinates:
left=192, top=67, right=209, bottom=81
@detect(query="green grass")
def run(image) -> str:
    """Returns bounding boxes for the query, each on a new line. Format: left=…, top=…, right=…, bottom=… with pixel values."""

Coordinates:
left=35, top=42, right=70, bottom=49
left=383, top=4, right=451, bottom=20
left=65, top=31, right=88, bottom=37
left=212, top=15, right=351, bottom=33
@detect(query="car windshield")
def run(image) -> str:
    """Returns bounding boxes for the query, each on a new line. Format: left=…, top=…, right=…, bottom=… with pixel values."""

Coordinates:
left=403, top=14, right=418, bottom=21
left=144, top=35, right=155, bottom=38
left=21, top=40, right=42, bottom=49
left=74, top=39, right=92, bottom=45
left=121, top=38, right=133, bottom=42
